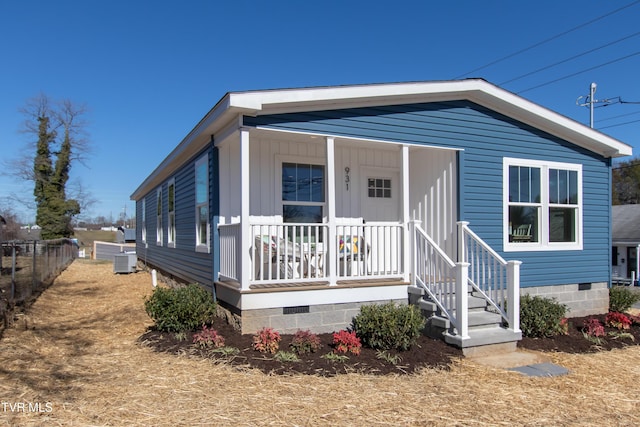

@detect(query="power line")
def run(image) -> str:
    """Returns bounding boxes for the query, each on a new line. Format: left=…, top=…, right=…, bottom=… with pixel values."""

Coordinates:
left=499, top=31, right=640, bottom=86
left=456, top=0, right=640, bottom=79
left=600, top=118, right=640, bottom=130
left=598, top=109, right=640, bottom=123
left=517, top=50, right=640, bottom=94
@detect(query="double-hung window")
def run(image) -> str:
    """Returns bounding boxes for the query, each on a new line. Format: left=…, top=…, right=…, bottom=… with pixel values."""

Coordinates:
left=195, top=154, right=209, bottom=253
left=282, top=162, right=325, bottom=223
left=156, top=187, right=163, bottom=246
left=141, top=199, right=146, bottom=243
left=167, top=179, right=176, bottom=248
left=504, top=158, right=582, bottom=251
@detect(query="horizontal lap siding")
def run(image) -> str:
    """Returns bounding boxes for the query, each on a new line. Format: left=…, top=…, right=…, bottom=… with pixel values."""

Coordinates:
left=245, top=101, right=611, bottom=288
left=136, top=146, right=214, bottom=287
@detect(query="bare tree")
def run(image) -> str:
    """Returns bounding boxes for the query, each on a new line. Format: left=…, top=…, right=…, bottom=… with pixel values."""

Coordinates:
left=2, top=94, right=93, bottom=238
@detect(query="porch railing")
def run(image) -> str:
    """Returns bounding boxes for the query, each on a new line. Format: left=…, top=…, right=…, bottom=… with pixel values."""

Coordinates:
left=458, top=221, right=521, bottom=333
left=250, top=223, right=329, bottom=284
left=413, top=221, right=468, bottom=337
left=218, top=221, right=404, bottom=285
left=335, top=222, right=404, bottom=280
left=218, top=222, right=241, bottom=282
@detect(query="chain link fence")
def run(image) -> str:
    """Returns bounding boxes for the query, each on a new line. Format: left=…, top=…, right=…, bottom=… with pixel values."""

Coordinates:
left=0, top=239, right=77, bottom=332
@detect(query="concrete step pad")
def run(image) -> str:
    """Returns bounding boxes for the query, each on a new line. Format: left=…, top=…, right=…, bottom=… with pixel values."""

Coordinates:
left=444, top=326, right=522, bottom=350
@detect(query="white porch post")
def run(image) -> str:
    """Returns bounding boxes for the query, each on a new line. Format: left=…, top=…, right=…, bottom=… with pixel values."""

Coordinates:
left=401, top=145, right=411, bottom=282
left=455, top=261, right=470, bottom=339
left=410, top=219, right=422, bottom=286
left=239, top=128, right=252, bottom=290
left=457, top=221, right=469, bottom=263
left=507, top=260, right=522, bottom=333
left=326, top=136, right=337, bottom=286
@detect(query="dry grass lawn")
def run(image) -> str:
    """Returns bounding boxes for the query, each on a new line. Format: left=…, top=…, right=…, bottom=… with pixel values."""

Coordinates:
left=1, top=260, right=639, bottom=426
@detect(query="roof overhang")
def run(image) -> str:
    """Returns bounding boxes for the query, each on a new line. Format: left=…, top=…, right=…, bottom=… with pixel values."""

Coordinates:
left=131, top=79, right=632, bottom=200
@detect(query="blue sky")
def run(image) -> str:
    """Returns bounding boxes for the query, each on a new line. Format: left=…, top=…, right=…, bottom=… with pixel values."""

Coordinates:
left=1, top=1, right=639, bottom=223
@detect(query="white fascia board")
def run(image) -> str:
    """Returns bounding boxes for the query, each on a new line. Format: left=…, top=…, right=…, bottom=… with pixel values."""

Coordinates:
left=229, top=80, right=473, bottom=113
left=229, top=79, right=632, bottom=159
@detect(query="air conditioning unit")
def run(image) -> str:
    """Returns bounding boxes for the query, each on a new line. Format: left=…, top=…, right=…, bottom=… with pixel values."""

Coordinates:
left=114, top=252, right=137, bottom=274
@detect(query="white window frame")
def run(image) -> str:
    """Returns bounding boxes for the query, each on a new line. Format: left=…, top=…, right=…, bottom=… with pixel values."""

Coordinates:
left=167, top=178, right=176, bottom=248
left=503, top=157, right=582, bottom=252
left=141, top=198, right=146, bottom=243
left=195, top=154, right=210, bottom=253
left=276, top=155, right=326, bottom=224
left=156, top=187, right=163, bottom=246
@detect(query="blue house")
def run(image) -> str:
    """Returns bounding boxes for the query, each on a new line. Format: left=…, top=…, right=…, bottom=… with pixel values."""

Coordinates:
left=131, top=79, right=631, bottom=352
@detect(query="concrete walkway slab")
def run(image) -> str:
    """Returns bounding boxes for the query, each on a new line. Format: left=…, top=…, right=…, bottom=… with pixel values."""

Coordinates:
left=510, top=362, right=570, bottom=377
left=468, top=349, right=569, bottom=377
left=467, top=349, right=549, bottom=369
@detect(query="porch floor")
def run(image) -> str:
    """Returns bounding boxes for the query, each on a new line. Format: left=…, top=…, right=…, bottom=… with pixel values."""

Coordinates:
left=216, top=277, right=408, bottom=294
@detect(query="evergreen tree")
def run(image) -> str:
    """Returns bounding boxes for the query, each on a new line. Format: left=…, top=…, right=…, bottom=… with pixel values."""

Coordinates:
left=28, top=96, right=86, bottom=239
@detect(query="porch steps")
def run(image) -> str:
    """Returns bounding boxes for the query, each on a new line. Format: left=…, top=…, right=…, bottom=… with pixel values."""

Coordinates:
left=411, top=287, right=521, bottom=353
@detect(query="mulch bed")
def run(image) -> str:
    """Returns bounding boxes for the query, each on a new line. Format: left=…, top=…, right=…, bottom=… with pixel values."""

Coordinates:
left=140, top=312, right=640, bottom=377
left=139, top=320, right=462, bottom=376
left=519, top=313, right=640, bottom=353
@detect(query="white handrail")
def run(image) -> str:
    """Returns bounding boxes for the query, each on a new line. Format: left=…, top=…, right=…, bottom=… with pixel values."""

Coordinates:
left=413, top=222, right=461, bottom=333
left=458, top=221, right=520, bottom=331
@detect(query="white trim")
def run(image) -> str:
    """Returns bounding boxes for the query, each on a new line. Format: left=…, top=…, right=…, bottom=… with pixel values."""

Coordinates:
left=238, top=283, right=409, bottom=310
left=195, top=154, right=210, bottom=253
left=255, top=126, right=461, bottom=153
left=326, top=137, right=337, bottom=286
left=503, top=157, right=583, bottom=252
left=401, top=145, right=411, bottom=282
left=239, top=129, right=251, bottom=289
left=275, top=154, right=327, bottom=222
left=141, top=198, right=146, bottom=243
left=167, top=178, right=176, bottom=248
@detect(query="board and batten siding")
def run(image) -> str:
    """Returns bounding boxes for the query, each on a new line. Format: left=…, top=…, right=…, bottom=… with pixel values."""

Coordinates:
left=244, top=100, right=611, bottom=288
left=136, top=145, right=216, bottom=287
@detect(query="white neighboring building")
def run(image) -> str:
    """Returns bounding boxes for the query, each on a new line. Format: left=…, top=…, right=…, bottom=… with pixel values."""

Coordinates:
left=612, top=205, right=640, bottom=285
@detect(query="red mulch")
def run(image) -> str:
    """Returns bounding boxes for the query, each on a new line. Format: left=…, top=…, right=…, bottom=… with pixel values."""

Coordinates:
left=140, top=313, right=640, bottom=376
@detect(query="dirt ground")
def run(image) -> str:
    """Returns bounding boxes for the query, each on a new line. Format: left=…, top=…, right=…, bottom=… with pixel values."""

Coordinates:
left=1, top=260, right=639, bottom=426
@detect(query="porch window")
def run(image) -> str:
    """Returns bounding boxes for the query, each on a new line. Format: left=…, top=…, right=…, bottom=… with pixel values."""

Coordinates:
left=167, top=179, right=176, bottom=248
left=504, top=158, right=582, bottom=251
left=282, top=162, right=324, bottom=223
left=368, top=178, right=392, bottom=198
left=195, top=154, right=209, bottom=253
left=141, top=198, right=146, bottom=243
left=156, top=187, right=163, bottom=246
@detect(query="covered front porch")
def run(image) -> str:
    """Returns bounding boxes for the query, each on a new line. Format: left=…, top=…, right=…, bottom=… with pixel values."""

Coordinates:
left=214, top=126, right=520, bottom=345
left=215, top=126, right=456, bottom=289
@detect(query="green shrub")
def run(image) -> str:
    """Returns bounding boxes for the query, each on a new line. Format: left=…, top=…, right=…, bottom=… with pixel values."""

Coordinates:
left=144, top=284, right=217, bottom=332
left=289, top=330, right=321, bottom=355
left=609, top=286, right=640, bottom=313
left=520, top=295, right=567, bottom=338
left=351, top=302, right=426, bottom=351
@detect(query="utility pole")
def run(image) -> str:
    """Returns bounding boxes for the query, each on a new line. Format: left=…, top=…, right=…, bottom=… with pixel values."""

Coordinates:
left=576, top=82, right=598, bottom=128
left=576, top=82, right=621, bottom=129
